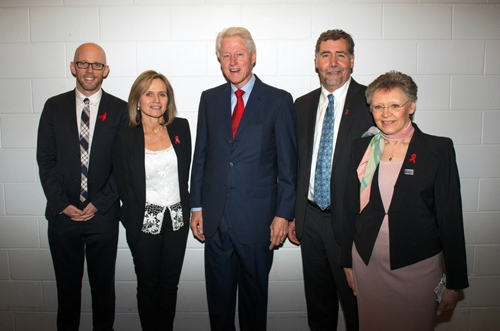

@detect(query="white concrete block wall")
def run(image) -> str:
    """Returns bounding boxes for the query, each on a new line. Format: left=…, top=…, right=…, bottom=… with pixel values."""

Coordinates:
left=0, top=1, right=498, bottom=330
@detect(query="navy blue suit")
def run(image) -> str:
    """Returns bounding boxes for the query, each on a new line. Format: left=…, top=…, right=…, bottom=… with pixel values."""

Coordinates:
left=37, top=89, right=128, bottom=331
left=190, top=75, right=297, bottom=330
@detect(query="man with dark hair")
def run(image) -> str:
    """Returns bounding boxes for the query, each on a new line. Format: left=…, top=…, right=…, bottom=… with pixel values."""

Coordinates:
left=289, top=29, right=374, bottom=330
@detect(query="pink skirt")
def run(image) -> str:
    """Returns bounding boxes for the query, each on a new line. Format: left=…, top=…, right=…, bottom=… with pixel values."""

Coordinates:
left=352, top=161, right=441, bottom=331
left=352, top=218, right=441, bottom=331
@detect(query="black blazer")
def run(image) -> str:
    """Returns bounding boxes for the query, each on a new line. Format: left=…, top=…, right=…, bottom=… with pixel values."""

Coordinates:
left=294, top=79, right=374, bottom=244
left=342, top=124, right=469, bottom=290
left=112, top=118, right=192, bottom=241
left=37, top=89, right=128, bottom=220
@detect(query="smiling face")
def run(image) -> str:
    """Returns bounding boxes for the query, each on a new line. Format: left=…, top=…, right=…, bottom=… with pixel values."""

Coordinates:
left=70, top=43, right=109, bottom=97
left=139, top=78, right=168, bottom=120
left=315, top=39, right=354, bottom=93
left=219, top=36, right=256, bottom=89
left=371, top=87, right=415, bottom=136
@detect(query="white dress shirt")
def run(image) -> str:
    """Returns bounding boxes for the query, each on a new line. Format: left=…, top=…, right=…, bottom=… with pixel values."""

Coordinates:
left=308, top=77, right=352, bottom=201
left=75, top=89, right=102, bottom=157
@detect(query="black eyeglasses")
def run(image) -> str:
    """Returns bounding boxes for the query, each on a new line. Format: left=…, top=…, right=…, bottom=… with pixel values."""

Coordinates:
left=74, top=61, right=107, bottom=70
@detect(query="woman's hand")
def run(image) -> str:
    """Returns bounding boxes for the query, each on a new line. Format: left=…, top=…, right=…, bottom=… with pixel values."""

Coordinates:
left=344, top=268, right=357, bottom=296
left=436, top=288, right=461, bottom=316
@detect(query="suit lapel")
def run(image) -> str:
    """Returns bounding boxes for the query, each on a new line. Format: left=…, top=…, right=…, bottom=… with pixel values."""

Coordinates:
left=388, top=126, right=422, bottom=212
left=371, top=125, right=423, bottom=213
left=168, top=119, right=181, bottom=167
left=217, top=84, right=233, bottom=138
left=235, top=76, right=265, bottom=138
left=66, top=90, right=80, bottom=150
left=90, top=90, right=109, bottom=152
left=132, top=126, right=147, bottom=203
left=167, top=119, right=185, bottom=194
left=332, top=80, right=359, bottom=165
left=306, top=89, right=321, bottom=176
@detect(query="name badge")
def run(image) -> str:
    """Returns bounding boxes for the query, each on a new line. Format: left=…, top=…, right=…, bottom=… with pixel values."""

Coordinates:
left=404, top=169, right=414, bottom=175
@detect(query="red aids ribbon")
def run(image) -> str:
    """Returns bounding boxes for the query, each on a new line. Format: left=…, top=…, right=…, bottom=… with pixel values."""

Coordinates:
left=409, top=154, right=416, bottom=164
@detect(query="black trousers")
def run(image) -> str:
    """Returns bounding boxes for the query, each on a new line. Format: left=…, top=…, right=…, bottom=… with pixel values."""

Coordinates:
left=205, top=212, right=273, bottom=331
left=126, top=218, right=189, bottom=331
left=300, top=204, right=359, bottom=331
left=48, top=215, right=119, bottom=331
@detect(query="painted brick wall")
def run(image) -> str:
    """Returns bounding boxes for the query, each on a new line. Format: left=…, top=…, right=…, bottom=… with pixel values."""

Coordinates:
left=0, top=1, right=499, bottom=330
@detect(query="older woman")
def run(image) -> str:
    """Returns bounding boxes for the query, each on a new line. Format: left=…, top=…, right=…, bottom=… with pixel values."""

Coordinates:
left=341, top=71, right=468, bottom=330
left=112, top=70, right=191, bottom=330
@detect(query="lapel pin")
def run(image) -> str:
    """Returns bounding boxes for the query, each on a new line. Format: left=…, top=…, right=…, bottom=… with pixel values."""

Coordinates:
left=404, top=169, right=414, bottom=175
left=175, top=136, right=180, bottom=144
left=345, top=109, right=349, bottom=115
left=98, top=113, right=107, bottom=122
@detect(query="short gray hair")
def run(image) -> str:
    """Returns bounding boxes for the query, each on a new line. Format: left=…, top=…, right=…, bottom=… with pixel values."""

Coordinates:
left=365, top=70, right=418, bottom=105
left=215, top=27, right=256, bottom=59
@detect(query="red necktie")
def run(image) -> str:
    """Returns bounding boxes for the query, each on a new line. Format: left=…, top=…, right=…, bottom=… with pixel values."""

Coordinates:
left=232, top=89, right=245, bottom=138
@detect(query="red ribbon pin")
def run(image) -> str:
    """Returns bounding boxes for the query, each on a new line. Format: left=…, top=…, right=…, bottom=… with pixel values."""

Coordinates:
left=98, top=113, right=107, bottom=122
left=409, top=154, right=416, bottom=164
left=175, top=136, right=180, bottom=144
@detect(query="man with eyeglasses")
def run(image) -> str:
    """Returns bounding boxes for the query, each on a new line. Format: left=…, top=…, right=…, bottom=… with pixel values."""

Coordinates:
left=37, top=43, right=128, bottom=330
left=289, top=30, right=374, bottom=331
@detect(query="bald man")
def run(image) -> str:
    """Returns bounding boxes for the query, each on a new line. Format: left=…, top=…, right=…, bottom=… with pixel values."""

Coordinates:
left=37, top=43, right=128, bottom=330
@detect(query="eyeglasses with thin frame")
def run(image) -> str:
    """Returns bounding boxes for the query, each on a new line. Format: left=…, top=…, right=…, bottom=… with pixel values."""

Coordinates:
left=371, top=100, right=411, bottom=113
left=74, top=61, right=107, bottom=70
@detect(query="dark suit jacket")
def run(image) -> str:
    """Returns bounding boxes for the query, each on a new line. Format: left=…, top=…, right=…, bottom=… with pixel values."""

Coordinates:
left=341, top=124, right=469, bottom=290
left=190, top=75, right=297, bottom=244
left=294, top=79, right=373, bottom=244
left=112, top=118, right=192, bottom=241
left=37, top=89, right=128, bottom=220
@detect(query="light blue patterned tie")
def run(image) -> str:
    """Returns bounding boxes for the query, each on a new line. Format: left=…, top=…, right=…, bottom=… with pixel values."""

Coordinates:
left=314, top=94, right=334, bottom=210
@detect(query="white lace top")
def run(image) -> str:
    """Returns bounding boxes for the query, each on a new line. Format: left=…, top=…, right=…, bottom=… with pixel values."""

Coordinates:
left=145, top=145, right=180, bottom=207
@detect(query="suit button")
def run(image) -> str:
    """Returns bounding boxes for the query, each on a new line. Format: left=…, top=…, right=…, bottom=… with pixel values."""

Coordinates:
left=229, top=162, right=234, bottom=166
left=228, top=139, right=233, bottom=144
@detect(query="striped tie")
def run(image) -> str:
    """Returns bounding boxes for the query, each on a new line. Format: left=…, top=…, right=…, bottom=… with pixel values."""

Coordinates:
left=79, top=98, right=90, bottom=202
left=314, top=94, right=335, bottom=210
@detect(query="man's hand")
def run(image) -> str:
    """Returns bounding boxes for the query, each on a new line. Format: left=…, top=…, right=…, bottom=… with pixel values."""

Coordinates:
left=269, top=216, right=288, bottom=250
left=62, top=203, right=96, bottom=222
left=344, top=268, right=357, bottom=296
left=81, top=202, right=97, bottom=220
left=190, top=210, right=205, bottom=242
left=287, top=219, right=300, bottom=245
